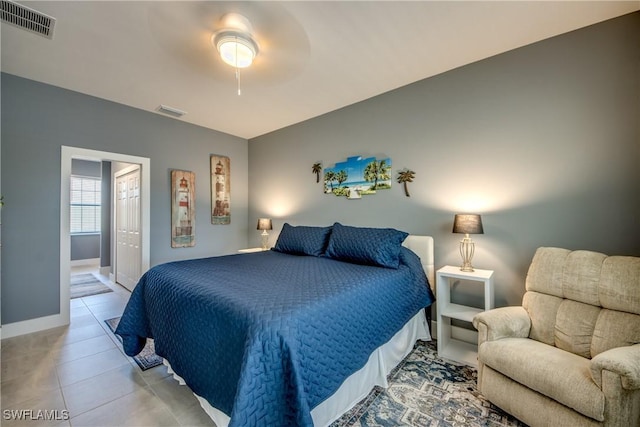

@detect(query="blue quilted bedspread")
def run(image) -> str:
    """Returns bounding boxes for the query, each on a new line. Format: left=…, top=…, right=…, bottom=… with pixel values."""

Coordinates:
left=116, top=248, right=434, bottom=426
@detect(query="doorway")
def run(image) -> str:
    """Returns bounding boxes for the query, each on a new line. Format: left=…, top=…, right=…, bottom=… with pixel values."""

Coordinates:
left=60, top=146, right=150, bottom=326
left=69, top=158, right=107, bottom=298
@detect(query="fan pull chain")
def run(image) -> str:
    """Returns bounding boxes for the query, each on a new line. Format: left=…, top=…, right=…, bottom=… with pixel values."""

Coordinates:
left=234, top=39, right=242, bottom=96
left=236, top=68, right=241, bottom=96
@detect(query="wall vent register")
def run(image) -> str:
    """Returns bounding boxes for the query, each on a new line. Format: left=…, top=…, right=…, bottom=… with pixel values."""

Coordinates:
left=1, top=0, right=56, bottom=39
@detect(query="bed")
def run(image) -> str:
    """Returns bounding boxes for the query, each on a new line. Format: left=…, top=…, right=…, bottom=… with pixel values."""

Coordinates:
left=116, top=223, right=435, bottom=426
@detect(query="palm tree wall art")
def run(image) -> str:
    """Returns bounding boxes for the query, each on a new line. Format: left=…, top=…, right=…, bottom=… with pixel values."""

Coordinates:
left=396, top=169, right=415, bottom=197
left=323, top=155, right=392, bottom=199
left=312, top=162, right=322, bottom=183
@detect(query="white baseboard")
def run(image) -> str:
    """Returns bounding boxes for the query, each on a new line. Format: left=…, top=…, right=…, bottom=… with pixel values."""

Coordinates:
left=1, top=314, right=69, bottom=339
left=100, top=266, right=111, bottom=276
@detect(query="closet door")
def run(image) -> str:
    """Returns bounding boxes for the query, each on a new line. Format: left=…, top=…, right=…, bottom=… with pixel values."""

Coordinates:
left=115, top=166, right=141, bottom=291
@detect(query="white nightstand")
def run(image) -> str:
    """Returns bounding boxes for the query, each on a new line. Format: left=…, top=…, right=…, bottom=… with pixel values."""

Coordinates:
left=237, top=247, right=266, bottom=253
left=436, top=265, right=494, bottom=367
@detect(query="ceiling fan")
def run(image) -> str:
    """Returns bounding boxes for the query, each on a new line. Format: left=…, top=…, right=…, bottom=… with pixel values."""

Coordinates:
left=146, top=2, right=310, bottom=91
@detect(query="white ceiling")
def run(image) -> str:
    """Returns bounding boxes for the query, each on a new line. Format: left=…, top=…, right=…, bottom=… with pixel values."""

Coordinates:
left=2, top=1, right=638, bottom=139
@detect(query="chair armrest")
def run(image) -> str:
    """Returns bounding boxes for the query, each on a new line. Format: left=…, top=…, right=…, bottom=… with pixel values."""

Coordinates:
left=472, top=306, right=531, bottom=347
left=590, top=344, right=640, bottom=390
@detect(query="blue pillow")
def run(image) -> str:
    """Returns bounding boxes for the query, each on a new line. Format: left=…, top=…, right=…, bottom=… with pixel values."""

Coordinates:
left=325, top=223, right=409, bottom=268
left=273, top=223, right=333, bottom=257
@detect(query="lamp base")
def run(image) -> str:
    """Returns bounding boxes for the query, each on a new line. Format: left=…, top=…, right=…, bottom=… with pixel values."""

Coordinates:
left=459, top=263, right=475, bottom=272
left=459, top=236, right=475, bottom=272
left=261, top=231, right=269, bottom=251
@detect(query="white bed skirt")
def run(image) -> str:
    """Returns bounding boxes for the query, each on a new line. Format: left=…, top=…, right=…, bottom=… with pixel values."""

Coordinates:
left=165, top=310, right=431, bottom=427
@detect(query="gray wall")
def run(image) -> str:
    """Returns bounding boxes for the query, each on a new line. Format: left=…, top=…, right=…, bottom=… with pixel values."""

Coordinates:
left=71, top=158, right=101, bottom=177
left=70, top=234, right=100, bottom=261
left=1, top=75, right=249, bottom=324
left=248, top=13, right=640, bottom=310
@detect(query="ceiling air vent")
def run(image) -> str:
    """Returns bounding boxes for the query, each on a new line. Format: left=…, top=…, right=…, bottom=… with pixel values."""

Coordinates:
left=0, top=0, right=56, bottom=39
left=157, top=105, right=187, bottom=118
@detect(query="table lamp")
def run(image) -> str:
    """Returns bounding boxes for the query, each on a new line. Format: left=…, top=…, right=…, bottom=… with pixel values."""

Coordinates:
left=257, top=218, right=272, bottom=250
left=452, top=214, right=484, bottom=272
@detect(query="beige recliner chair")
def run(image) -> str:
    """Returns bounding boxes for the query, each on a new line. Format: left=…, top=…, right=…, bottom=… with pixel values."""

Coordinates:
left=472, top=247, right=640, bottom=426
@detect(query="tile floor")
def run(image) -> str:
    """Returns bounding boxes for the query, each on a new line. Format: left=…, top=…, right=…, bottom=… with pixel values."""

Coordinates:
left=1, top=268, right=217, bottom=427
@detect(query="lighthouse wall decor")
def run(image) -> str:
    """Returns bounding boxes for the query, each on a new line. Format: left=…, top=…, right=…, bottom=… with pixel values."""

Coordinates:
left=171, top=169, right=196, bottom=248
left=211, top=155, right=231, bottom=225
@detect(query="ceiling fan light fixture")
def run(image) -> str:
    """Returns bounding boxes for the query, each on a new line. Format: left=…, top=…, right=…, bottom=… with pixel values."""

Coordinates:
left=215, top=33, right=257, bottom=69
left=212, top=13, right=259, bottom=95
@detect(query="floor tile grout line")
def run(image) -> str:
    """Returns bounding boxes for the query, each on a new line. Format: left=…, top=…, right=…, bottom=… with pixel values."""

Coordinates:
left=54, top=344, right=125, bottom=372
left=64, top=277, right=138, bottom=422
left=146, top=381, right=187, bottom=426
left=65, top=385, right=145, bottom=422
left=58, top=357, right=140, bottom=391
left=2, top=268, right=133, bottom=418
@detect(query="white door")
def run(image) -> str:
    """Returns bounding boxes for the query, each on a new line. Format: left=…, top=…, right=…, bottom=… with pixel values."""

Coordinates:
left=115, top=166, right=141, bottom=291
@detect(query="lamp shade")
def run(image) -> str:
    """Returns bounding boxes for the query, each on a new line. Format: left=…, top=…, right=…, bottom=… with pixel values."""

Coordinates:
left=257, top=218, right=272, bottom=231
left=452, top=214, right=484, bottom=235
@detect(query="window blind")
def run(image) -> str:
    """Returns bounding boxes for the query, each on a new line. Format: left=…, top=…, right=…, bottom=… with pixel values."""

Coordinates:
left=70, top=176, right=101, bottom=233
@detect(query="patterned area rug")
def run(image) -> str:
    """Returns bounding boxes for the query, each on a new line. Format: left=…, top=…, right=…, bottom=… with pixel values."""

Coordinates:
left=70, top=273, right=113, bottom=299
left=105, top=317, right=163, bottom=370
left=331, top=340, right=527, bottom=427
